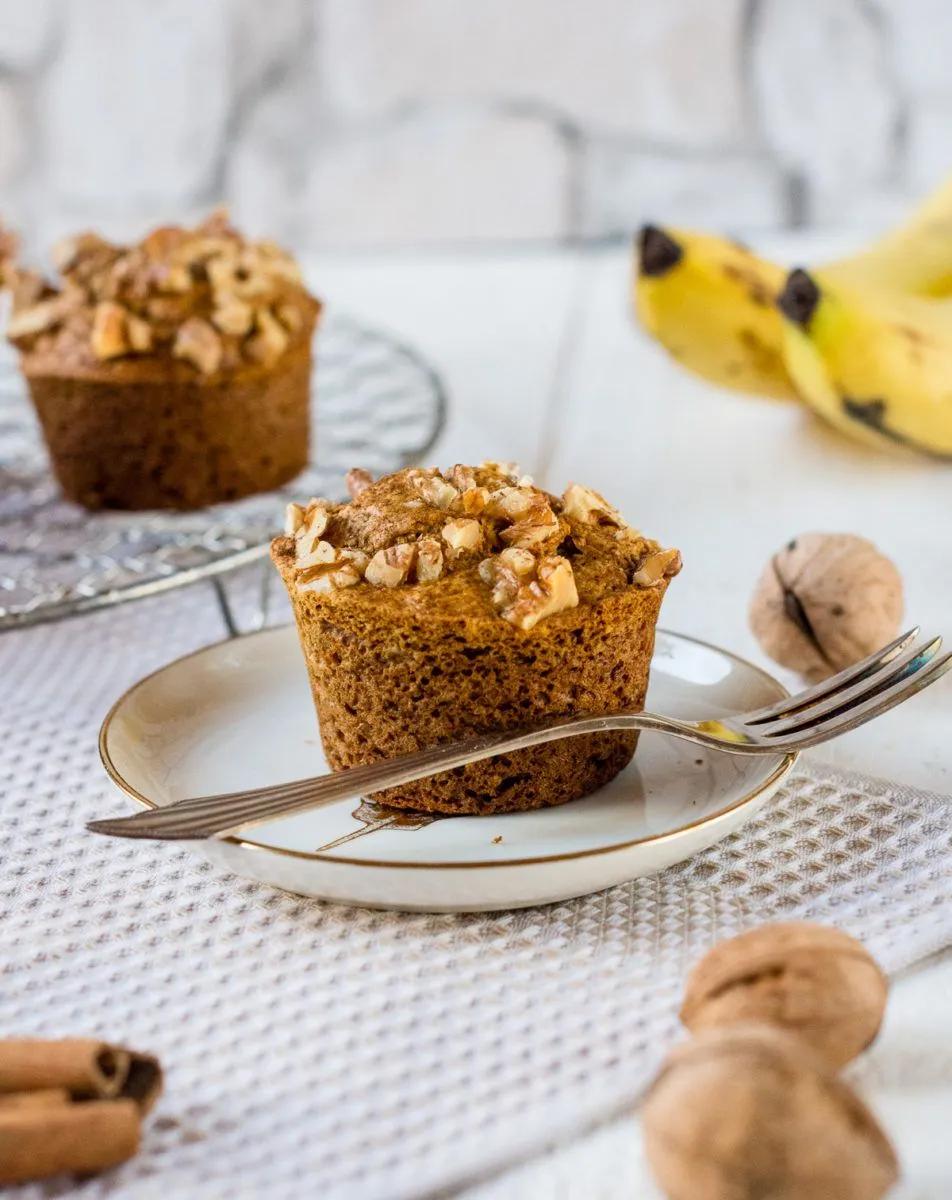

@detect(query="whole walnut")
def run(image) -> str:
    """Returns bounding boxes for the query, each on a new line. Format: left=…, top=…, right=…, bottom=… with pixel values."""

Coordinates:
left=642, top=1024, right=898, bottom=1200
left=749, top=533, right=903, bottom=681
left=680, top=922, right=887, bottom=1069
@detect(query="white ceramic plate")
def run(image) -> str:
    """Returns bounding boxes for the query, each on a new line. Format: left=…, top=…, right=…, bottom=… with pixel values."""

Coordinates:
left=99, top=626, right=796, bottom=912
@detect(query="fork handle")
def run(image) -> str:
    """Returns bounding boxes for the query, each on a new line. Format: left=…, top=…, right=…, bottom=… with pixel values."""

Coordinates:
left=92, top=711, right=674, bottom=840
left=91, top=706, right=784, bottom=841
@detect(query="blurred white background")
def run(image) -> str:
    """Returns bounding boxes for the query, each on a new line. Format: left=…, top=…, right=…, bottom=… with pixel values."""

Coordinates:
left=0, top=0, right=948, bottom=253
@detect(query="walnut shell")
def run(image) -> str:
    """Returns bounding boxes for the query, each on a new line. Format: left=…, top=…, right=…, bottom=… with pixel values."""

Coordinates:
left=680, top=922, right=887, bottom=1069
left=643, top=1024, right=898, bottom=1200
left=749, top=533, right=903, bottom=681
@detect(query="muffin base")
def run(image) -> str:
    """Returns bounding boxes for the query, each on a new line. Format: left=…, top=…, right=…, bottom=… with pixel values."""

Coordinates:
left=275, top=550, right=667, bottom=815
left=25, top=340, right=312, bottom=510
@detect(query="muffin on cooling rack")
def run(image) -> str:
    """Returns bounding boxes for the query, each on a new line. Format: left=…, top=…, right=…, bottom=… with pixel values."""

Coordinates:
left=272, top=462, right=681, bottom=815
left=3, top=210, right=320, bottom=510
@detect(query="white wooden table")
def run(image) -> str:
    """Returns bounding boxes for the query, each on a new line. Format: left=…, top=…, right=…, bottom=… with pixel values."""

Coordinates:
left=309, top=239, right=952, bottom=1197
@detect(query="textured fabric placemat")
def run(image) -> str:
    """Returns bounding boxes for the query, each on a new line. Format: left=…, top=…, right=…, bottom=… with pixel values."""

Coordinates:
left=1, top=583, right=950, bottom=1199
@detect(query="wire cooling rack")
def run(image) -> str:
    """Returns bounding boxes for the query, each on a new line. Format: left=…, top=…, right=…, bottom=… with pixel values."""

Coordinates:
left=0, top=312, right=447, bottom=632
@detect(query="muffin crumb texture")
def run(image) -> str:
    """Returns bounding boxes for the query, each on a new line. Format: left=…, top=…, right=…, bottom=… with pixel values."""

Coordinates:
left=273, top=463, right=680, bottom=814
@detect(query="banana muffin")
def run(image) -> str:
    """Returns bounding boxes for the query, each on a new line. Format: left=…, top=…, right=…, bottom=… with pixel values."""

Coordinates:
left=272, top=462, right=681, bottom=815
left=4, top=209, right=320, bottom=510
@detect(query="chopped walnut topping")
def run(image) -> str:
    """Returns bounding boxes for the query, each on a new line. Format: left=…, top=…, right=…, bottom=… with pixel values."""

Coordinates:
left=294, top=501, right=333, bottom=559
left=332, top=555, right=369, bottom=589
left=90, top=301, right=130, bottom=360
left=480, top=459, right=521, bottom=481
left=479, top=547, right=536, bottom=605
left=631, top=547, right=682, bottom=586
left=365, top=539, right=444, bottom=587
left=0, top=223, right=18, bottom=287
left=447, top=464, right=478, bottom=492
left=284, top=502, right=306, bottom=535
left=484, top=486, right=534, bottom=521
left=212, top=295, right=254, bottom=337
left=500, top=500, right=562, bottom=551
left=7, top=294, right=77, bottom=344
left=498, top=546, right=536, bottom=575
left=458, top=487, right=490, bottom=516
left=442, top=518, right=483, bottom=555
left=298, top=547, right=368, bottom=593
left=51, top=232, right=112, bottom=276
left=480, top=551, right=579, bottom=630
left=346, top=468, right=374, bottom=499
left=127, top=313, right=153, bottom=353
left=411, top=470, right=459, bottom=510
left=561, top=482, right=625, bottom=527
left=9, top=271, right=50, bottom=314
left=486, top=487, right=562, bottom=552
left=156, top=264, right=192, bottom=294
left=278, top=465, right=678, bottom=626
left=415, top=537, right=444, bottom=583
left=245, top=307, right=289, bottom=367
left=7, top=210, right=317, bottom=369
left=366, top=543, right=417, bottom=588
left=297, top=538, right=338, bottom=572
left=173, top=317, right=222, bottom=374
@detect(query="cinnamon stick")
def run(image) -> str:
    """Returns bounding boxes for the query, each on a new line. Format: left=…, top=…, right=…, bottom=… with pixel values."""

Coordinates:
left=122, top=1051, right=164, bottom=1115
left=0, top=1039, right=130, bottom=1098
left=0, top=1088, right=70, bottom=1111
left=0, top=1098, right=140, bottom=1184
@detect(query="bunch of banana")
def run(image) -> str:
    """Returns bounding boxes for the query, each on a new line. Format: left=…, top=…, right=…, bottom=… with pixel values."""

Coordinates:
left=634, top=175, right=952, bottom=456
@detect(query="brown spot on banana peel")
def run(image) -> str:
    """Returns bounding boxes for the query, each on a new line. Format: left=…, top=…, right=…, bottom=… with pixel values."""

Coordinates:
left=897, top=323, right=927, bottom=346
left=722, top=262, right=773, bottom=307
left=738, top=327, right=785, bottom=375
left=638, top=225, right=683, bottom=277
left=841, top=397, right=952, bottom=459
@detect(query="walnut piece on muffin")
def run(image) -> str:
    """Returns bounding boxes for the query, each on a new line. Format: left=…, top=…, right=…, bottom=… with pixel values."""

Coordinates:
left=0, top=221, right=18, bottom=289
left=272, top=462, right=681, bottom=815
left=2, top=210, right=321, bottom=511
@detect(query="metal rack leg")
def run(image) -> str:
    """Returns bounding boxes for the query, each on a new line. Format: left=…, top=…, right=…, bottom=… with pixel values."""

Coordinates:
left=211, top=576, right=240, bottom=639
left=256, top=560, right=273, bottom=630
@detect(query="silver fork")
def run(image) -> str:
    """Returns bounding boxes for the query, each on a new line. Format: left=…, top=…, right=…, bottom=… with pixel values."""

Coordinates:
left=88, top=628, right=950, bottom=841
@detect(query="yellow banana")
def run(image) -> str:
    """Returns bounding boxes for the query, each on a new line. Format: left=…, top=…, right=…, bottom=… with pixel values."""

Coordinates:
left=634, top=173, right=952, bottom=402
left=778, top=269, right=952, bottom=459
left=828, top=172, right=952, bottom=296
left=636, top=227, right=793, bottom=399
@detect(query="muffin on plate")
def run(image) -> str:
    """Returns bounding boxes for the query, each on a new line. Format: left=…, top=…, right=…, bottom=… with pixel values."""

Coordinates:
left=272, top=462, right=681, bottom=815
left=4, top=209, right=320, bottom=510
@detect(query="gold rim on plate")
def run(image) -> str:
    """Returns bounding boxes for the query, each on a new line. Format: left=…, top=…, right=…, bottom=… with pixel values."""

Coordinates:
left=98, top=626, right=798, bottom=871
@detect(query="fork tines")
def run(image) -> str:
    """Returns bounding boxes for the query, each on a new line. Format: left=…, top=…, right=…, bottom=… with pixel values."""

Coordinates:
left=737, top=629, right=949, bottom=747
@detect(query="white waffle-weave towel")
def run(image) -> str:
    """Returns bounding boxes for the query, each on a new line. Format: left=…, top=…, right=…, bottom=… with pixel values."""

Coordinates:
left=1, top=582, right=950, bottom=1199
